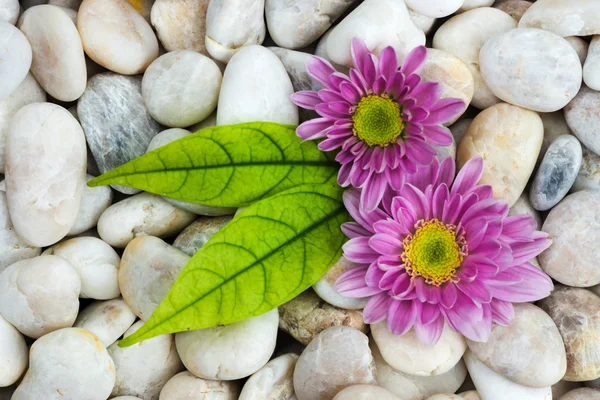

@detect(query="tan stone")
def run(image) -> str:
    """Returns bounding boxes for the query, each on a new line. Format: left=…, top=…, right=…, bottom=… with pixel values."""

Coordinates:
left=151, top=0, right=209, bottom=54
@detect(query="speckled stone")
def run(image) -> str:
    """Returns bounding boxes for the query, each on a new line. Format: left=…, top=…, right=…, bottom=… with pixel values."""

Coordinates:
left=278, top=290, right=367, bottom=346
left=479, top=28, right=582, bottom=113
left=519, top=0, right=600, bottom=37
left=150, top=0, right=210, bottom=54
left=540, top=191, right=600, bottom=287
left=538, top=286, right=600, bottom=381
left=312, top=256, right=367, bottom=310
left=494, top=0, right=531, bottom=22
left=530, top=135, right=582, bottom=211
left=172, top=216, right=233, bottom=256
left=457, top=103, right=543, bottom=207
left=560, top=388, right=600, bottom=400
left=78, top=73, right=163, bottom=194
left=573, top=147, right=600, bottom=192
left=565, top=85, right=600, bottom=157
left=467, top=303, right=567, bottom=388
left=238, top=353, right=297, bottom=400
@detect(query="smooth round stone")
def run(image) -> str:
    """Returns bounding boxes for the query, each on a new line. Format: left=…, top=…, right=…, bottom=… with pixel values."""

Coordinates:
left=457, top=103, right=543, bottom=207
left=151, top=0, right=209, bottom=54
left=294, top=326, right=377, bottom=400
left=530, top=135, right=582, bottom=211
left=540, top=191, right=600, bottom=287
left=109, top=321, right=183, bottom=399
left=464, top=350, right=552, bottom=400
left=0, top=255, right=80, bottom=338
left=509, top=193, right=542, bottom=229
left=217, top=45, right=298, bottom=125
left=519, top=0, right=600, bottom=37
left=372, top=321, right=466, bottom=376
left=420, top=48, right=474, bottom=126
left=142, top=50, right=221, bottom=127
left=0, top=314, right=27, bottom=387
left=43, top=237, right=120, bottom=300
left=78, top=0, right=158, bottom=74
left=97, top=193, right=195, bottom=248
left=173, top=215, right=233, bottom=256
left=405, top=0, right=463, bottom=18
left=160, top=371, right=240, bottom=400
left=334, top=385, right=399, bottom=400
left=78, top=73, right=163, bottom=194
left=119, top=236, right=190, bottom=320
left=266, top=0, right=354, bottom=49
left=0, top=22, right=31, bottom=101
left=6, top=103, right=86, bottom=247
left=279, top=290, right=367, bottom=345
left=565, top=85, right=600, bottom=157
left=73, top=298, right=136, bottom=347
left=566, top=36, right=589, bottom=66
left=268, top=47, right=321, bottom=92
left=540, top=111, right=572, bottom=160
left=407, top=7, right=436, bottom=35
left=313, top=256, right=367, bottom=310
left=19, top=5, right=86, bottom=101
left=239, top=353, right=297, bottom=400
left=433, top=8, right=516, bottom=110
left=539, top=286, right=600, bottom=381
left=450, top=118, right=472, bottom=146
left=467, top=303, right=567, bottom=388
left=12, top=328, right=115, bottom=400
left=327, top=0, right=424, bottom=67
left=68, top=174, right=113, bottom=235
left=0, top=191, right=40, bottom=274
left=176, top=309, right=278, bottom=380
left=0, top=0, right=19, bottom=24
left=459, top=0, right=494, bottom=12
left=561, top=388, right=600, bottom=400
left=205, top=0, right=266, bottom=63
left=147, top=128, right=190, bottom=152
left=573, top=147, right=600, bottom=192
left=494, top=0, right=532, bottom=22
left=0, top=73, right=46, bottom=173
left=480, top=28, right=582, bottom=112
left=372, top=342, right=467, bottom=400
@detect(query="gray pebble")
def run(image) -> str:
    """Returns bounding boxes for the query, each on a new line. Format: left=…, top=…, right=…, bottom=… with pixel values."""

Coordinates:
left=530, top=134, right=582, bottom=211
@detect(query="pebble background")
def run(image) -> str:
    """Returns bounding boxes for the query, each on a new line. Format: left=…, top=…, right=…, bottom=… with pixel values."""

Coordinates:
left=0, top=0, right=600, bottom=399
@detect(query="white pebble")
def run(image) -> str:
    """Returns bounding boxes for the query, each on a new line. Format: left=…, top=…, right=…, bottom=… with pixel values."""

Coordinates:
left=176, top=309, right=278, bottom=380
left=407, top=8, right=436, bottom=35
left=0, top=0, right=19, bottom=24
left=68, top=174, right=113, bottom=236
left=333, top=385, right=399, bottom=400
left=584, top=36, right=600, bottom=91
left=160, top=371, right=240, bottom=400
left=0, top=314, right=27, bottom=387
left=459, top=0, right=494, bottom=12
left=151, top=0, right=210, bottom=54
left=566, top=36, right=589, bottom=66
left=0, top=21, right=32, bottom=101
left=405, top=0, right=464, bottom=18
left=73, top=298, right=136, bottom=347
left=147, top=128, right=191, bottom=152
left=239, top=353, right=297, bottom=400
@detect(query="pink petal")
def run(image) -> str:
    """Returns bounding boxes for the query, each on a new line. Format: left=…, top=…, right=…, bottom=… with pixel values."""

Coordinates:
left=456, top=258, right=478, bottom=282
left=414, top=314, right=444, bottom=345
left=446, top=303, right=492, bottom=342
left=387, top=299, right=418, bottom=336
left=452, top=156, right=484, bottom=196
left=424, top=125, right=454, bottom=146
left=296, top=118, right=333, bottom=140
left=401, top=46, right=427, bottom=76
left=391, top=273, right=413, bottom=298
left=339, top=81, right=363, bottom=104
left=370, top=233, right=403, bottom=256
left=431, top=184, right=449, bottom=220
left=421, top=302, right=441, bottom=323
left=491, top=299, right=514, bottom=326
left=488, top=263, right=554, bottom=302
left=360, top=173, right=389, bottom=212
left=291, top=91, right=322, bottom=109
left=365, top=262, right=386, bottom=287
left=373, top=219, right=409, bottom=237
left=456, top=279, right=492, bottom=303
left=363, top=292, right=391, bottom=324
left=341, top=221, right=370, bottom=239
left=438, top=157, right=456, bottom=187
left=412, top=81, right=443, bottom=108
left=379, top=268, right=402, bottom=290
left=380, top=46, right=399, bottom=80
left=306, top=56, right=337, bottom=89
left=439, top=283, right=458, bottom=308
left=425, top=98, right=465, bottom=125
left=415, top=278, right=439, bottom=304
left=336, top=266, right=382, bottom=298
left=400, top=184, right=430, bottom=220
left=343, top=237, right=379, bottom=264
left=510, top=232, right=552, bottom=265
left=501, top=215, right=536, bottom=239
left=351, top=38, right=371, bottom=73
left=405, top=136, right=437, bottom=165
left=342, top=190, right=388, bottom=232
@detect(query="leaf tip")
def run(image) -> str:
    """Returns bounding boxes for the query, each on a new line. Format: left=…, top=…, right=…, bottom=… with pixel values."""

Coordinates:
left=117, top=335, right=140, bottom=348
left=86, top=176, right=104, bottom=188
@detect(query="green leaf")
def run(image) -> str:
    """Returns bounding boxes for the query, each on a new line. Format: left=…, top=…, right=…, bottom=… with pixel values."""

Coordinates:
left=88, top=122, right=339, bottom=207
left=119, top=183, right=349, bottom=346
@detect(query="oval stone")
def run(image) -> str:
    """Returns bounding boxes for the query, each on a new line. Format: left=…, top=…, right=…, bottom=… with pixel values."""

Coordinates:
left=433, top=8, right=516, bottom=110
left=530, top=135, right=582, bottom=211
left=239, top=353, right=297, bottom=400
left=519, top=0, right=600, bottom=37
left=313, top=256, right=368, bottom=310
left=73, top=298, right=136, bottom=347
left=68, top=174, right=113, bottom=235
left=457, top=103, right=543, bottom=207
left=161, top=371, right=240, bottom=400
left=467, top=303, right=566, bottom=388
left=19, top=5, right=86, bottom=101
left=150, top=0, right=210, bottom=54
left=480, top=28, right=581, bottom=112
left=560, top=388, right=600, bottom=400
left=565, top=85, right=600, bottom=157
left=0, top=314, right=27, bottom=387
left=538, top=286, right=600, bottom=381
left=540, top=191, right=600, bottom=287
left=459, top=0, right=494, bottom=12
left=584, top=36, right=600, bottom=91
left=6, top=103, right=86, bottom=247
left=217, top=45, right=298, bottom=126
left=146, top=128, right=190, bottom=152
left=0, top=21, right=31, bottom=101
left=78, top=0, right=158, bottom=74
left=573, top=147, right=600, bottom=192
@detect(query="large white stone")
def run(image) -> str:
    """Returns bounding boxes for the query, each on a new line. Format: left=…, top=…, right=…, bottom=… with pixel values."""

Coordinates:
left=176, top=309, right=278, bottom=380
left=0, top=256, right=81, bottom=338
left=0, top=21, right=31, bottom=102
left=326, top=0, right=425, bottom=67
left=480, top=28, right=582, bottom=112
left=78, top=0, right=159, bottom=74
left=0, top=314, right=27, bottom=387
left=313, top=256, right=367, bottom=310
left=519, top=0, right=600, bottom=37
left=119, top=236, right=190, bottom=321
left=5, top=103, right=86, bottom=247
left=433, top=8, right=517, bottom=109
left=371, top=321, right=467, bottom=377
left=142, top=50, right=222, bottom=127
left=97, top=192, right=195, bottom=248
left=73, top=298, right=136, bottom=347
left=333, top=385, right=400, bottom=400
left=239, top=353, right=297, bottom=400
left=68, top=174, right=113, bottom=235
left=43, top=236, right=120, bottom=300
left=464, top=350, right=552, bottom=400
left=151, top=0, right=210, bottom=54
left=19, top=5, right=86, bottom=101
left=405, top=0, right=464, bottom=18
left=160, top=371, right=240, bottom=400
left=109, top=321, right=183, bottom=399
left=205, top=0, right=266, bottom=63
left=12, top=328, right=115, bottom=400
left=217, top=45, right=298, bottom=125
left=0, top=0, right=19, bottom=24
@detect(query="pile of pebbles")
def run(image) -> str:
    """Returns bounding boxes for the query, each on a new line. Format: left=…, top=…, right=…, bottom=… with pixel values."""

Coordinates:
left=1, top=0, right=600, bottom=399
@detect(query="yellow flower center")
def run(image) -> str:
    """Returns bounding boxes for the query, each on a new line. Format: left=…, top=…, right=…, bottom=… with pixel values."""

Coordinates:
left=402, top=219, right=466, bottom=286
left=352, top=94, right=404, bottom=147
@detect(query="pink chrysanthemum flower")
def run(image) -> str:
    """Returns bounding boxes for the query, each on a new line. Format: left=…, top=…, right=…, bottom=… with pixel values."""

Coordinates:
left=336, top=157, right=554, bottom=344
left=291, top=38, right=464, bottom=211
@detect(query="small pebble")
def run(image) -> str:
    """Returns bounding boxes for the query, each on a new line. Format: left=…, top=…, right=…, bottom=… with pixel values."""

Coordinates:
left=519, top=0, right=600, bottom=37
left=173, top=215, right=233, bottom=256
left=314, top=29, right=349, bottom=74
left=0, top=0, right=19, bottom=24
left=560, top=388, right=600, bottom=400
left=176, top=309, right=278, bottom=380
left=333, top=385, right=399, bottom=400
left=160, top=371, right=240, bottom=400
left=459, top=0, right=494, bottom=12
left=573, top=147, right=600, bottom=192
left=494, top=0, right=531, bottom=22
left=0, top=314, right=27, bottom=387
left=0, top=21, right=31, bottom=101
left=312, top=256, right=367, bottom=310
left=404, top=0, right=464, bottom=18
left=73, top=298, right=136, bottom=347
left=239, top=353, right=297, bottom=400
left=68, top=174, right=113, bottom=236
left=566, top=36, right=589, bottom=66
left=565, top=85, right=600, bottom=157
left=146, top=128, right=190, bottom=152
left=151, top=0, right=210, bottom=54
left=539, top=111, right=572, bottom=160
